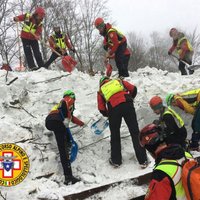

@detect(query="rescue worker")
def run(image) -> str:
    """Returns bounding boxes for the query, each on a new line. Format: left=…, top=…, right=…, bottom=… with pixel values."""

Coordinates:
left=45, top=90, right=84, bottom=185
left=44, top=25, right=75, bottom=69
left=168, top=28, right=194, bottom=75
left=13, top=7, right=45, bottom=70
left=97, top=76, right=148, bottom=168
left=94, top=18, right=130, bottom=78
left=166, top=89, right=200, bottom=151
left=149, top=96, right=187, bottom=148
left=139, top=123, right=192, bottom=200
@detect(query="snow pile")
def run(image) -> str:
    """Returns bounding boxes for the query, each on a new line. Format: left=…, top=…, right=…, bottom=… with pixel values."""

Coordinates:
left=0, top=67, right=200, bottom=200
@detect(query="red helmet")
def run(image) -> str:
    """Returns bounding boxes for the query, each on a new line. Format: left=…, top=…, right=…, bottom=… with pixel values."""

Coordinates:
left=139, top=124, right=161, bottom=147
left=169, top=28, right=178, bottom=37
left=149, top=96, right=163, bottom=110
left=35, top=7, right=45, bottom=17
left=94, top=17, right=104, bottom=28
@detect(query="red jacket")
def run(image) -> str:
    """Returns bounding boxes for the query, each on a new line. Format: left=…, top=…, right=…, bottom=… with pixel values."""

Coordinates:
left=16, top=13, right=43, bottom=40
left=97, top=80, right=137, bottom=114
left=46, top=98, right=84, bottom=127
left=103, top=38, right=130, bottom=56
left=145, top=177, right=173, bottom=200
left=168, top=32, right=193, bottom=60
left=103, top=23, right=127, bottom=56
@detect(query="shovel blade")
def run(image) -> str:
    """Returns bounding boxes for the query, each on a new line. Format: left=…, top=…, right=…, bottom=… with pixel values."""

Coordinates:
left=188, top=65, right=200, bottom=70
left=62, top=56, right=77, bottom=73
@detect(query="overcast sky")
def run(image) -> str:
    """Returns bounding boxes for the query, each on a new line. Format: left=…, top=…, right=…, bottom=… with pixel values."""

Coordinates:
left=106, top=0, right=200, bottom=37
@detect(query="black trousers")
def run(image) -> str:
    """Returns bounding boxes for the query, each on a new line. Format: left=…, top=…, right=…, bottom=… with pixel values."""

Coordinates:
left=45, top=120, right=72, bottom=176
left=22, top=38, right=44, bottom=69
left=115, top=42, right=129, bottom=77
left=44, top=51, right=68, bottom=69
left=191, top=104, right=200, bottom=147
left=108, top=102, right=147, bottom=165
left=178, top=60, right=194, bottom=75
left=44, top=52, right=59, bottom=69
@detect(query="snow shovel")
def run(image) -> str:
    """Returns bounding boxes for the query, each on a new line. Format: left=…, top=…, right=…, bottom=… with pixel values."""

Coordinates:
left=42, top=42, right=77, bottom=72
left=66, top=128, right=78, bottom=163
left=19, top=22, right=77, bottom=72
left=90, top=116, right=109, bottom=135
left=171, top=54, right=200, bottom=71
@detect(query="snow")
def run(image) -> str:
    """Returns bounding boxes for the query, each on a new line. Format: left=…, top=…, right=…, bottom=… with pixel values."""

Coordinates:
left=0, top=66, right=200, bottom=200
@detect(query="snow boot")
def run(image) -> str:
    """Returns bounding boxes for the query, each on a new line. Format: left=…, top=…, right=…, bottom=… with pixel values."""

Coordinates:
left=109, top=158, right=121, bottom=168
left=64, top=175, right=80, bottom=185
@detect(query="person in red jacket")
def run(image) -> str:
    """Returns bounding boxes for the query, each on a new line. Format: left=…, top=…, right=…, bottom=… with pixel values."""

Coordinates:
left=139, top=123, right=189, bottom=200
left=44, top=25, right=75, bottom=69
left=168, top=28, right=194, bottom=75
left=94, top=18, right=130, bottom=78
left=45, top=90, right=84, bottom=185
left=13, top=7, right=45, bottom=70
left=97, top=76, right=148, bottom=168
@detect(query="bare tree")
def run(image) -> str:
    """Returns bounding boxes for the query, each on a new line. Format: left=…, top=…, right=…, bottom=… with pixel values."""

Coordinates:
left=0, top=0, right=18, bottom=65
left=74, top=0, right=109, bottom=73
left=146, top=31, right=176, bottom=72
left=127, top=32, right=147, bottom=71
left=187, top=27, right=200, bottom=64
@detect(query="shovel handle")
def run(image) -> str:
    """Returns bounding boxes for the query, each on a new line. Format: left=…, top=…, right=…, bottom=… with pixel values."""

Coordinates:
left=171, top=54, right=189, bottom=66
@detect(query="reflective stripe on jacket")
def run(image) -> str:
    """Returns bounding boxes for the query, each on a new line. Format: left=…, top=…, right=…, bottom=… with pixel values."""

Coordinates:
left=22, top=13, right=42, bottom=34
left=155, top=159, right=185, bottom=199
left=154, top=152, right=192, bottom=200
left=179, top=89, right=200, bottom=107
left=52, top=33, right=66, bottom=49
left=177, top=36, right=193, bottom=55
left=163, top=107, right=184, bottom=128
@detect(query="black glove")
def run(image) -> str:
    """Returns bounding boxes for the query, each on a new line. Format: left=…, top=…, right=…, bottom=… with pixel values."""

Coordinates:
left=100, top=110, right=108, bottom=117
left=168, top=51, right=172, bottom=55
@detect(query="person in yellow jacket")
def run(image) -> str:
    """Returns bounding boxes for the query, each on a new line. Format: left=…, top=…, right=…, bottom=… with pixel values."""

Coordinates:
left=149, top=95, right=187, bottom=149
left=13, top=7, right=45, bottom=70
left=94, top=18, right=130, bottom=78
left=166, top=89, right=200, bottom=151
left=44, top=25, right=75, bottom=69
left=168, top=28, right=194, bottom=75
left=139, top=123, right=192, bottom=200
